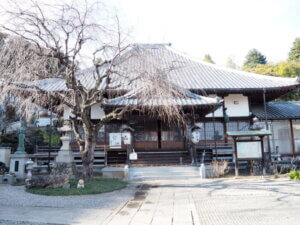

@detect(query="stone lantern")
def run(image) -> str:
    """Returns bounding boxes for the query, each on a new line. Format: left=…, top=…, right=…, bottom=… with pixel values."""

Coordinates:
left=25, top=159, right=34, bottom=181
left=56, top=120, right=73, bottom=164
left=53, top=120, right=76, bottom=178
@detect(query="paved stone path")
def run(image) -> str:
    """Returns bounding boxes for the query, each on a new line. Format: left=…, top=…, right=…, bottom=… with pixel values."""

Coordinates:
left=104, top=178, right=300, bottom=225
left=1, top=178, right=299, bottom=224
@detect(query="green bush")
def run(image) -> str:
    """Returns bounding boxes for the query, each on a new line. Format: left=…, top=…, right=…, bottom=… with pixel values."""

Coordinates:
left=288, top=170, right=300, bottom=180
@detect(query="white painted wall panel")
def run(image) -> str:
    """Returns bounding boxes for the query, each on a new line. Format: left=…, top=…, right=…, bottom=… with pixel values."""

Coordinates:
left=91, top=103, right=105, bottom=120
left=224, top=94, right=249, bottom=117
left=206, top=94, right=249, bottom=118
left=206, top=95, right=223, bottom=117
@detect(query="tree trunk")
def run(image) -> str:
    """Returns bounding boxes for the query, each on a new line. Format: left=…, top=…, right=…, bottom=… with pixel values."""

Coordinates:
left=81, top=133, right=96, bottom=180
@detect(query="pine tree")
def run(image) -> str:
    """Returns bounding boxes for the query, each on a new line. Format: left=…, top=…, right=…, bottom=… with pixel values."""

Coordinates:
left=288, top=38, right=300, bottom=61
left=243, top=49, right=267, bottom=68
left=203, top=54, right=215, bottom=64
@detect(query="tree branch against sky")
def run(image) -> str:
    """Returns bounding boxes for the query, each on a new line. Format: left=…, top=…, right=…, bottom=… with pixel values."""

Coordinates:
left=0, top=0, right=187, bottom=179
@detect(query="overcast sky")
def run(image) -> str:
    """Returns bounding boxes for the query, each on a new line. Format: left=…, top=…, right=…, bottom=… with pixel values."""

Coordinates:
left=106, top=0, right=299, bottom=67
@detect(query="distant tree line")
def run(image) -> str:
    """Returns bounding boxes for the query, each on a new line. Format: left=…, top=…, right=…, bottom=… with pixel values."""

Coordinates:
left=242, top=38, right=300, bottom=100
left=204, top=38, right=300, bottom=101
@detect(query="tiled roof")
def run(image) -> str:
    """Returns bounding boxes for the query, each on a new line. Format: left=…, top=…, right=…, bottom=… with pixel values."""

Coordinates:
left=23, top=44, right=300, bottom=108
left=33, top=44, right=300, bottom=93
left=106, top=89, right=221, bottom=107
left=114, top=44, right=300, bottom=91
left=251, top=101, right=300, bottom=120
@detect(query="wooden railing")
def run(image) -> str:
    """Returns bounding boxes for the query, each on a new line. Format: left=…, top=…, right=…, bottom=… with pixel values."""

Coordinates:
left=33, top=145, right=106, bottom=167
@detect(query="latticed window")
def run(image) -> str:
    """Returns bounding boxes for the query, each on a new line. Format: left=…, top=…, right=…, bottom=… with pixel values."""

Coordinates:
left=292, top=120, right=300, bottom=153
left=270, top=120, right=292, bottom=154
left=226, top=121, right=250, bottom=131
left=161, top=126, right=184, bottom=141
left=205, top=122, right=224, bottom=140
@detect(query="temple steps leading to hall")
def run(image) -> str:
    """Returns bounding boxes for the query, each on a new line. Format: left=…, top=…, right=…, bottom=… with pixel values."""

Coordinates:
left=107, top=149, right=192, bottom=165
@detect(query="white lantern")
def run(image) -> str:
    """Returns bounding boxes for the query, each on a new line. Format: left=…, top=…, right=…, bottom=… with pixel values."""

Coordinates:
left=191, top=129, right=201, bottom=144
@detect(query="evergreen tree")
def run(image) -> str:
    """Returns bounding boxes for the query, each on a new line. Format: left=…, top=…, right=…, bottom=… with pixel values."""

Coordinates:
left=288, top=38, right=300, bottom=61
left=243, top=49, right=267, bottom=68
left=242, top=61, right=300, bottom=100
left=203, top=54, right=215, bottom=64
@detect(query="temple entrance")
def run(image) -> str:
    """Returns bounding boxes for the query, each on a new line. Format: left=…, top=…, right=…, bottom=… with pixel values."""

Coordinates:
left=128, top=119, right=189, bottom=165
left=131, top=119, right=185, bottom=151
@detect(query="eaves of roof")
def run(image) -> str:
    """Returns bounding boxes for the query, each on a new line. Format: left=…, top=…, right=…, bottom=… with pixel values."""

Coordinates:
left=251, top=101, right=300, bottom=120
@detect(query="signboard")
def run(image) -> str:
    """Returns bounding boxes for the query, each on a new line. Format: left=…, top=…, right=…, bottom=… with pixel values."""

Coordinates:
left=109, top=133, right=122, bottom=148
left=237, top=141, right=262, bottom=159
left=122, top=132, right=131, bottom=145
left=129, top=151, right=138, bottom=160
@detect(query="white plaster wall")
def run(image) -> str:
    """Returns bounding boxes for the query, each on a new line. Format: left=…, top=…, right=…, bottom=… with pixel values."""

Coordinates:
left=63, top=104, right=105, bottom=120
left=206, top=95, right=223, bottom=117
left=0, top=147, right=11, bottom=166
left=206, top=94, right=250, bottom=118
left=224, top=94, right=250, bottom=117
left=91, top=103, right=105, bottom=120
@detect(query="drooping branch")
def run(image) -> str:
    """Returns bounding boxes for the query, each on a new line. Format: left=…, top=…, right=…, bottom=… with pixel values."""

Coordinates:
left=0, top=1, right=191, bottom=179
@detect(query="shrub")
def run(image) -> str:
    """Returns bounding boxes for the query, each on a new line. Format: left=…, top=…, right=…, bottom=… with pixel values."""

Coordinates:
left=288, top=170, right=300, bottom=180
left=212, top=160, right=228, bottom=177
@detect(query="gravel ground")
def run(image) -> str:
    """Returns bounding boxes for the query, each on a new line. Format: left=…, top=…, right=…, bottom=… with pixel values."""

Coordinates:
left=0, top=220, right=64, bottom=225
left=0, top=183, right=138, bottom=225
left=0, top=184, right=136, bottom=209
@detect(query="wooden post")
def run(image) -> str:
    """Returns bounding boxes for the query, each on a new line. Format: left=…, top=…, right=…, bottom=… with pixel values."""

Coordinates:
left=263, top=89, right=271, bottom=163
left=260, top=136, right=266, bottom=175
left=212, top=110, right=218, bottom=160
left=222, top=100, right=228, bottom=143
left=233, top=137, right=239, bottom=177
left=290, top=119, right=296, bottom=157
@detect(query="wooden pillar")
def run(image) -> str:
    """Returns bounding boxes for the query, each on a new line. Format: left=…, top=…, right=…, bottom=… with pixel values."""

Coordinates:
left=222, top=100, right=228, bottom=143
left=260, top=136, right=266, bottom=175
left=233, top=137, right=239, bottom=177
left=157, top=120, right=162, bottom=149
left=290, top=119, right=296, bottom=157
left=262, top=89, right=271, bottom=163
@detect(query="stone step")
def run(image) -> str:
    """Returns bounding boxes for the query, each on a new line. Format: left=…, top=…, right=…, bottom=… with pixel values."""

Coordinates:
left=127, top=166, right=201, bottom=181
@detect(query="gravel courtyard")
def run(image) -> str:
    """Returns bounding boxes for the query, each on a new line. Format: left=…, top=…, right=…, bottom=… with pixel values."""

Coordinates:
left=0, top=177, right=299, bottom=225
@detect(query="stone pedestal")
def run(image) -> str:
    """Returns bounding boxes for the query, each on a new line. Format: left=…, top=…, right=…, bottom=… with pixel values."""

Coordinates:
left=0, top=174, right=16, bottom=185
left=9, top=153, right=32, bottom=179
left=101, top=166, right=127, bottom=179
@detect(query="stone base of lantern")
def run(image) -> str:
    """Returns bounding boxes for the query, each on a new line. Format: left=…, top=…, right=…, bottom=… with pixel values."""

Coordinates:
left=56, top=148, right=74, bottom=164
left=54, top=141, right=77, bottom=179
left=51, top=162, right=77, bottom=179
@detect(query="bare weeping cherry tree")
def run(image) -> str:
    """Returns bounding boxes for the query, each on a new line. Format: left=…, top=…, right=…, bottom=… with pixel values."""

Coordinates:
left=0, top=0, right=187, bottom=179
